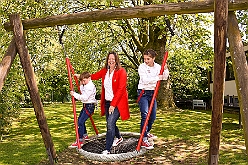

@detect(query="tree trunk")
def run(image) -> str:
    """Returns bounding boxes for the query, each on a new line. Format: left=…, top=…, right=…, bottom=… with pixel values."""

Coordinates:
left=0, top=38, right=17, bottom=91
left=4, top=0, right=248, bottom=31
left=227, top=11, right=248, bottom=156
left=9, top=14, right=56, bottom=164
left=154, top=38, right=176, bottom=108
left=208, top=0, right=228, bottom=164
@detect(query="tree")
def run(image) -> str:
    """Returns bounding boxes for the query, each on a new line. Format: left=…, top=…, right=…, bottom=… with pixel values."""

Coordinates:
left=103, top=1, right=214, bottom=107
left=169, top=14, right=214, bottom=102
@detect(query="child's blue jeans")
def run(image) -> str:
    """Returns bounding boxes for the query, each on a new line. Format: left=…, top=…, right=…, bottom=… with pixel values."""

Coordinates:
left=78, top=103, right=95, bottom=139
left=137, top=89, right=157, bottom=139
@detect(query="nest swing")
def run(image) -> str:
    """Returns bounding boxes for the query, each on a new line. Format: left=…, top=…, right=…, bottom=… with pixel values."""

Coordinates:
left=78, top=132, right=147, bottom=162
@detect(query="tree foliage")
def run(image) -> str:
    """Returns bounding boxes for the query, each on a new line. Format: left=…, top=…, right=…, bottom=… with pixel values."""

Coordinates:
left=0, top=56, right=24, bottom=140
left=169, top=13, right=214, bottom=101
left=0, top=0, right=247, bottom=138
left=236, top=10, right=248, bottom=44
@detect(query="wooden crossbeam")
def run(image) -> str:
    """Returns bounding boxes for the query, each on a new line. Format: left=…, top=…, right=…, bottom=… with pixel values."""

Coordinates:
left=4, top=0, right=248, bottom=31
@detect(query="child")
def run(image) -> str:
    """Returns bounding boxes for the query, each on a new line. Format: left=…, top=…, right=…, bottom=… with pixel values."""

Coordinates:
left=69, top=71, right=97, bottom=148
left=137, top=49, right=169, bottom=149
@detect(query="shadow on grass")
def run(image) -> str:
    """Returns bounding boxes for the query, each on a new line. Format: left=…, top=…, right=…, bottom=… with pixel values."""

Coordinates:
left=0, top=102, right=247, bottom=165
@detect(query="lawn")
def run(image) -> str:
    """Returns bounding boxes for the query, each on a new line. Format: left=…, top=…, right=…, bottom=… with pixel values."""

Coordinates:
left=0, top=101, right=247, bottom=165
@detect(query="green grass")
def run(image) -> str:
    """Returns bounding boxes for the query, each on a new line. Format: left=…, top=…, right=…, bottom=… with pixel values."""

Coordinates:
left=0, top=102, right=247, bottom=164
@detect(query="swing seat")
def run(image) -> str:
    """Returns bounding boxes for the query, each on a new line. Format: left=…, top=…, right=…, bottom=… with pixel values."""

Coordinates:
left=78, top=132, right=146, bottom=162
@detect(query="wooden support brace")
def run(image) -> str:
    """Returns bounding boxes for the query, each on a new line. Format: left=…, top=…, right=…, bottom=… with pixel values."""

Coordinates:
left=210, top=155, right=218, bottom=165
left=0, top=38, right=17, bottom=91
left=227, top=11, right=248, bottom=156
left=9, top=13, right=56, bottom=164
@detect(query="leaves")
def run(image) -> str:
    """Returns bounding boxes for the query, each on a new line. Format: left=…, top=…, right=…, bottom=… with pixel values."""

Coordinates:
left=0, top=0, right=247, bottom=136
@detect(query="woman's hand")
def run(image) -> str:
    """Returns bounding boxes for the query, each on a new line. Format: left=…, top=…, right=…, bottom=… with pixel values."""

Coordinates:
left=109, top=106, right=115, bottom=114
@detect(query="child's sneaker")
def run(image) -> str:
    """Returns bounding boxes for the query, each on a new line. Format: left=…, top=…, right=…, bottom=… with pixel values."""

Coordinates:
left=112, top=137, right=123, bottom=147
left=102, top=150, right=110, bottom=155
left=147, top=132, right=158, bottom=139
left=141, top=140, right=154, bottom=149
left=69, top=141, right=83, bottom=148
left=83, top=135, right=89, bottom=141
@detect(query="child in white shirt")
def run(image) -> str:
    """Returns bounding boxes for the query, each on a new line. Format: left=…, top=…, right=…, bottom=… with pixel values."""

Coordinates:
left=69, top=71, right=96, bottom=148
left=137, top=49, right=169, bottom=149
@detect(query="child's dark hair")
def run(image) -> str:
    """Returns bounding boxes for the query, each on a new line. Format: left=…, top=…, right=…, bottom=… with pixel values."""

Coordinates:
left=143, top=49, right=157, bottom=58
left=79, top=72, right=91, bottom=81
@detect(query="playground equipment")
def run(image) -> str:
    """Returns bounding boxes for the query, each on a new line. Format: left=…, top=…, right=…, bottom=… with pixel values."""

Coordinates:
left=0, top=1, right=247, bottom=164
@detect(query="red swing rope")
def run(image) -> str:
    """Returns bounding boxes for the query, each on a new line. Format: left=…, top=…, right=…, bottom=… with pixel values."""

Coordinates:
left=66, top=58, right=99, bottom=136
left=68, top=61, right=81, bottom=92
left=60, top=27, right=99, bottom=147
left=66, top=57, right=81, bottom=149
left=136, top=51, right=169, bottom=151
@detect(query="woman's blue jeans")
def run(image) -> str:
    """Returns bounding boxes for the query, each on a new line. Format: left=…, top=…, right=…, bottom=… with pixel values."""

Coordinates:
left=137, top=89, right=157, bottom=138
left=105, top=100, right=121, bottom=151
left=78, top=104, right=95, bottom=140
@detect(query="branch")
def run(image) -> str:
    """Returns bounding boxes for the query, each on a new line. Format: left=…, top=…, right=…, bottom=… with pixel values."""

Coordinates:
left=124, top=19, right=144, bottom=51
left=127, top=40, right=140, bottom=67
left=108, top=24, right=140, bottom=69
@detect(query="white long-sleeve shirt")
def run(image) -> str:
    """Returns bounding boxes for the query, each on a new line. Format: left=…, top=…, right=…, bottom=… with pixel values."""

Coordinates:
left=104, top=69, right=114, bottom=101
left=73, top=80, right=97, bottom=103
left=138, top=62, right=169, bottom=90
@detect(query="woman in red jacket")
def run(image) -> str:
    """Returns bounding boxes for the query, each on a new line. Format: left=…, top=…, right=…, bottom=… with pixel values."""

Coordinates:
left=91, top=51, right=130, bottom=155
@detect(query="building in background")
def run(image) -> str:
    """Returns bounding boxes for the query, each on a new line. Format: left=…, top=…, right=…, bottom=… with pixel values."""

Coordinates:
left=210, top=45, right=248, bottom=107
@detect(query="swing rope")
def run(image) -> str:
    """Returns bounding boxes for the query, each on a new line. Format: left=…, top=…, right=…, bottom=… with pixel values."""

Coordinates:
left=66, top=57, right=99, bottom=135
left=65, top=57, right=81, bottom=149
left=136, top=19, right=174, bottom=151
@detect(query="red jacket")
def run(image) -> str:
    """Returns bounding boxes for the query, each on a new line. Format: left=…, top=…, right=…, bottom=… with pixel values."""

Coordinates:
left=91, top=68, right=130, bottom=121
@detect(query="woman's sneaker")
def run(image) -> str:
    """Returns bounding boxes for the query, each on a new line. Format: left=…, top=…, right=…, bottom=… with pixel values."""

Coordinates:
left=141, top=140, right=154, bottom=149
left=147, top=132, right=158, bottom=139
left=112, top=137, right=123, bottom=147
left=69, top=141, right=83, bottom=148
left=102, top=150, right=110, bottom=155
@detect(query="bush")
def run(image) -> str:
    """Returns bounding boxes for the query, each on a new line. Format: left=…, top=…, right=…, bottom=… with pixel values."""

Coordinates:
left=0, top=89, right=20, bottom=141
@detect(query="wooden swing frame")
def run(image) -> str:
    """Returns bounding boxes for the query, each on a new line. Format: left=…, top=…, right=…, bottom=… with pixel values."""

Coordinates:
left=0, top=0, right=248, bottom=164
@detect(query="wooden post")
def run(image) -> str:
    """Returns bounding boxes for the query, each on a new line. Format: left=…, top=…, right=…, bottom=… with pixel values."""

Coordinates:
left=227, top=11, right=248, bottom=156
left=208, top=0, right=228, bottom=164
left=9, top=14, right=56, bottom=164
left=0, top=38, right=17, bottom=91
